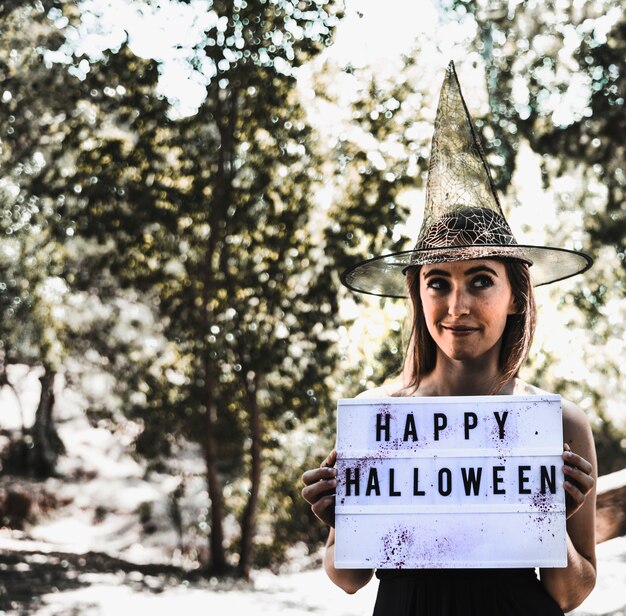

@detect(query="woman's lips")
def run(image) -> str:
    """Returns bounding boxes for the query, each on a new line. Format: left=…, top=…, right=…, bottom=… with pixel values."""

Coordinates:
left=441, top=324, right=479, bottom=335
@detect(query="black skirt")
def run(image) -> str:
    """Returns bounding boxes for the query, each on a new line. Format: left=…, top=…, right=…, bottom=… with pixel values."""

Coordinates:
left=373, top=568, right=564, bottom=616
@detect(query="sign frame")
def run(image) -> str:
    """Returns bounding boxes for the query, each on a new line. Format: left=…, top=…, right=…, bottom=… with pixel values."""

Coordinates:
left=334, top=394, right=567, bottom=569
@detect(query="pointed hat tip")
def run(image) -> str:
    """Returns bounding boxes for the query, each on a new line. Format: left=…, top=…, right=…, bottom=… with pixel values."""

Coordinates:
left=444, top=61, right=458, bottom=82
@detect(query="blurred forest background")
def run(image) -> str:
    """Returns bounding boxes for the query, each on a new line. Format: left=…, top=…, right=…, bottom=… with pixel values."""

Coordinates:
left=1, top=0, right=625, bottom=583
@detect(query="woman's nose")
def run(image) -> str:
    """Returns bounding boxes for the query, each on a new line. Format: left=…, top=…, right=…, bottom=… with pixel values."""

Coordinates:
left=448, top=287, right=470, bottom=316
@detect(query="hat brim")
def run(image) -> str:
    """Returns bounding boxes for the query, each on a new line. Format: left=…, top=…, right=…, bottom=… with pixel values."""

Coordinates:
left=340, top=244, right=593, bottom=298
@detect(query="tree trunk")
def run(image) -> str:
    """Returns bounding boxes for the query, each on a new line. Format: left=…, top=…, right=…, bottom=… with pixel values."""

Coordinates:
left=0, top=357, right=27, bottom=437
left=203, top=361, right=229, bottom=574
left=201, top=109, right=229, bottom=572
left=200, top=14, right=240, bottom=572
left=30, top=368, right=64, bottom=478
left=238, top=370, right=262, bottom=579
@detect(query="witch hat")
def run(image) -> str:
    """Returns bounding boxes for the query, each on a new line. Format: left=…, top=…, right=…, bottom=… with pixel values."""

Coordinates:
left=340, top=61, right=593, bottom=298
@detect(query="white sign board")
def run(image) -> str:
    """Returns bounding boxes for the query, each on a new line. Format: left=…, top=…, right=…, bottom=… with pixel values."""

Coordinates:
left=335, top=395, right=566, bottom=569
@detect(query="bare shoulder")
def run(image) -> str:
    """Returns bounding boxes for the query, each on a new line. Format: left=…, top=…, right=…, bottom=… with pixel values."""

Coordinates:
left=513, top=379, right=551, bottom=396
left=559, top=399, right=596, bottom=471
left=354, top=378, right=405, bottom=399
left=354, top=385, right=392, bottom=399
left=561, top=397, right=594, bottom=447
left=515, top=379, right=594, bottom=447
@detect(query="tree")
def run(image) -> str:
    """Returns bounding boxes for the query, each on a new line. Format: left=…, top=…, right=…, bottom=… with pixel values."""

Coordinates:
left=440, top=0, right=626, bottom=473
left=0, top=2, right=76, bottom=476
left=11, top=0, right=346, bottom=577
left=157, top=0, right=345, bottom=577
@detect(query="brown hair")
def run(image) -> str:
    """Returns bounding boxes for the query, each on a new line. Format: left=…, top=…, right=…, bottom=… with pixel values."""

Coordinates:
left=401, top=260, right=536, bottom=394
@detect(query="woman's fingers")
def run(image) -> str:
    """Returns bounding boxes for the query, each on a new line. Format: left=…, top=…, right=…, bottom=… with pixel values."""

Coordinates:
left=301, top=476, right=337, bottom=504
left=301, top=462, right=337, bottom=527
left=562, top=449, right=594, bottom=492
left=302, top=465, right=336, bottom=487
left=321, top=449, right=337, bottom=469
left=563, top=464, right=595, bottom=490
left=563, top=448, right=593, bottom=475
left=562, top=444, right=595, bottom=518
left=311, top=494, right=336, bottom=526
left=301, top=451, right=338, bottom=527
left=301, top=466, right=336, bottom=504
left=564, top=477, right=588, bottom=513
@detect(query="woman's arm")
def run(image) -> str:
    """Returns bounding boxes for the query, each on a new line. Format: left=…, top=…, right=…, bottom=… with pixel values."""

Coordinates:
left=540, top=399, right=597, bottom=612
left=323, top=526, right=375, bottom=594
left=301, top=450, right=375, bottom=594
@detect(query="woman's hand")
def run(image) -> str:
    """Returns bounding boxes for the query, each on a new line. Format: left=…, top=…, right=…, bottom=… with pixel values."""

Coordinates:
left=563, top=443, right=595, bottom=519
left=301, top=449, right=337, bottom=528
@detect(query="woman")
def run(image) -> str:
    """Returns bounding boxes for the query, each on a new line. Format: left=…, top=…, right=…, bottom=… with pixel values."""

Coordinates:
left=301, top=62, right=597, bottom=615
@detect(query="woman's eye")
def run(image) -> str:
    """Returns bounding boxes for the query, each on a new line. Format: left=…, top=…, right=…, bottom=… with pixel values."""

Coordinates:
left=472, top=275, right=494, bottom=289
left=426, top=278, right=449, bottom=291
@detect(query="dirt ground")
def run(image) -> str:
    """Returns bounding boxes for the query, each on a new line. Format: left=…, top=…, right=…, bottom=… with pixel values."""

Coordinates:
left=0, top=547, right=198, bottom=615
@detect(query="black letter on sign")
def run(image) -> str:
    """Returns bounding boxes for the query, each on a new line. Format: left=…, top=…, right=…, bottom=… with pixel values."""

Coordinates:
left=389, top=468, right=401, bottom=496
left=493, top=466, right=506, bottom=495
left=464, top=412, right=478, bottom=440
left=461, top=467, right=483, bottom=496
left=493, top=411, right=509, bottom=439
left=346, top=467, right=360, bottom=496
left=376, top=413, right=390, bottom=442
left=438, top=468, right=452, bottom=496
left=413, top=467, right=426, bottom=496
left=403, top=414, right=418, bottom=442
left=365, top=468, right=380, bottom=496
left=518, top=465, right=531, bottom=495
left=434, top=413, right=447, bottom=441
left=540, top=465, right=556, bottom=495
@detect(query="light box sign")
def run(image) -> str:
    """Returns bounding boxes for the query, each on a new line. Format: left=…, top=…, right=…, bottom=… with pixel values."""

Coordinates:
left=335, top=395, right=566, bottom=569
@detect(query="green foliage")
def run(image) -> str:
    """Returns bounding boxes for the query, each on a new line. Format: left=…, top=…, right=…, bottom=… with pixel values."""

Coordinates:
left=442, top=0, right=626, bottom=472
left=248, top=420, right=335, bottom=568
left=323, top=58, right=428, bottom=279
left=2, top=0, right=349, bottom=572
left=303, top=52, right=441, bottom=396
left=5, top=0, right=624, bottom=575
left=0, top=5, right=67, bottom=370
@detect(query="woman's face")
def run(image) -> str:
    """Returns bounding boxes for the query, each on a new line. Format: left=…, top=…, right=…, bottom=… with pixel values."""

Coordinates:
left=419, top=259, right=517, bottom=365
